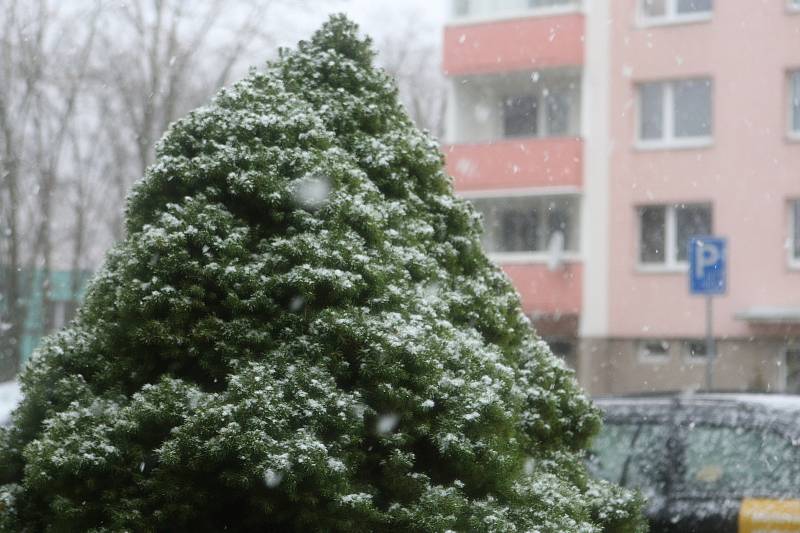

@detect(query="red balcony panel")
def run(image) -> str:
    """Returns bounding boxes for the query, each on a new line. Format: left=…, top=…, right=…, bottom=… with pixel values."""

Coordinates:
left=443, top=14, right=585, bottom=76
left=501, top=263, right=582, bottom=316
left=445, top=137, right=583, bottom=191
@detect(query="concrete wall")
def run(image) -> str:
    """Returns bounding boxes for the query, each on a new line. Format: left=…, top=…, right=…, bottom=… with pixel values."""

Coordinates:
left=579, top=337, right=797, bottom=396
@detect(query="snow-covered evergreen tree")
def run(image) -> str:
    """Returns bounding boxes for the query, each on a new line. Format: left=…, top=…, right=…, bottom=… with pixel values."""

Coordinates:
left=0, top=16, right=644, bottom=532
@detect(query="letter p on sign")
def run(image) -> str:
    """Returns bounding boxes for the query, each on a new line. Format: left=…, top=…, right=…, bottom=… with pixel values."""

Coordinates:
left=689, top=237, right=727, bottom=295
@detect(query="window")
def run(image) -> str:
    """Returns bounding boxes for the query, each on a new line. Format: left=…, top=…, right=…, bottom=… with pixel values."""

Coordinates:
left=528, top=0, right=577, bottom=8
left=638, top=79, right=712, bottom=146
left=547, top=339, right=576, bottom=369
left=640, top=0, right=712, bottom=24
left=790, top=0, right=800, bottom=11
left=503, top=96, right=538, bottom=138
left=471, top=195, right=579, bottom=255
left=47, top=300, right=78, bottom=331
left=452, top=0, right=579, bottom=19
left=682, top=425, right=800, bottom=497
left=786, top=346, right=800, bottom=393
left=502, top=84, right=577, bottom=139
left=587, top=422, right=671, bottom=499
left=790, top=71, right=800, bottom=136
left=453, top=0, right=470, bottom=16
left=639, top=340, right=670, bottom=360
left=449, top=70, right=580, bottom=143
left=684, top=340, right=708, bottom=359
left=544, top=90, right=570, bottom=136
left=639, top=203, right=712, bottom=268
left=791, top=200, right=800, bottom=266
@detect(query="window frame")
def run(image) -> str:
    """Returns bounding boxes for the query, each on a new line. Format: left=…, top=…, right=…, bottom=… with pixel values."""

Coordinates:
left=637, top=0, right=713, bottom=27
left=789, top=199, right=800, bottom=269
left=637, top=203, right=713, bottom=272
left=463, top=189, right=582, bottom=263
left=789, top=70, right=800, bottom=140
left=636, top=79, right=714, bottom=150
left=638, top=339, right=671, bottom=363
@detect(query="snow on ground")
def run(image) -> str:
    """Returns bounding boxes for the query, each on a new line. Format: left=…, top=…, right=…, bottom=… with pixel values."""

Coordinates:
left=0, top=381, right=22, bottom=426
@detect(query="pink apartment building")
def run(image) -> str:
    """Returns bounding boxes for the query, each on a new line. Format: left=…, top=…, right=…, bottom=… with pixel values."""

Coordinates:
left=443, top=0, right=800, bottom=394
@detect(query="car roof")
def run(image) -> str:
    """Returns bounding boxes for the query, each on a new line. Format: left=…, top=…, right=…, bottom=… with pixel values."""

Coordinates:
left=593, top=391, right=800, bottom=413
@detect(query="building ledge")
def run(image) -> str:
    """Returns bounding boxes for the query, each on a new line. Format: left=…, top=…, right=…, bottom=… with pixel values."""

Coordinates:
left=735, top=307, right=800, bottom=324
left=445, top=137, right=583, bottom=191
left=635, top=12, right=712, bottom=29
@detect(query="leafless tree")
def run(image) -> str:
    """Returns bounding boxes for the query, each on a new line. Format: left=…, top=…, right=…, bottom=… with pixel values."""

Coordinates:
left=95, top=0, right=314, bottom=240
left=0, top=0, right=442, bottom=380
left=374, top=17, right=447, bottom=138
left=0, top=0, right=102, bottom=378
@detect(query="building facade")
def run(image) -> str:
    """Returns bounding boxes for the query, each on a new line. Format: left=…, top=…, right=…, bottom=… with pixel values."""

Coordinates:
left=443, top=0, right=800, bottom=394
left=0, top=268, right=90, bottom=376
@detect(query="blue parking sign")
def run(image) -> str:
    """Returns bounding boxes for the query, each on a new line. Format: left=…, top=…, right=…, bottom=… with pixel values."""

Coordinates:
left=689, top=237, right=726, bottom=295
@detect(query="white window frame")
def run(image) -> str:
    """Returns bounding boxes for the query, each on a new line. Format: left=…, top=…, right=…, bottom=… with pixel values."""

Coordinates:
left=789, top=199, right=800, bottom=270
left=638, top=339, right=671, bottom=363
left=637, top=0, right=713, bottom=27
left=460, top=187, right=582, bottom=264
left=789, top=70, right=800, bottom=141
left=636, top=80, right=713, bottom=150
left=637, top=203, right=712, bottom=272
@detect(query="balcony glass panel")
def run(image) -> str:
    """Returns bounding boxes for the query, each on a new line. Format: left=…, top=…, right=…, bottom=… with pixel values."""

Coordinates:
left=449, top=69, right=581, bottom=143
left=452, top=0, right=580, bottom=19
left=471, top=195, right=580, bottom=254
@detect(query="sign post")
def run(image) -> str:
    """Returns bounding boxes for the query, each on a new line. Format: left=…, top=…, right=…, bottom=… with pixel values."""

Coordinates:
left=689, top=237, right=727, bottom=391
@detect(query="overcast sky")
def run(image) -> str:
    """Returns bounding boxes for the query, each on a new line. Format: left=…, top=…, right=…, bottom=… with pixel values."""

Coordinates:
left=276, top=0, right=448, bottom=48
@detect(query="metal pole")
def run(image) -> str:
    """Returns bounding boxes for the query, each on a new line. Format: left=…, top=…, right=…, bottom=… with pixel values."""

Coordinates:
left=704, top=295, right=714, bottom=391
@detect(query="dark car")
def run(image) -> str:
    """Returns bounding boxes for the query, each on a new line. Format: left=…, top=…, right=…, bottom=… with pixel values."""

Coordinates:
left=587, top=393, right=800, bottom=533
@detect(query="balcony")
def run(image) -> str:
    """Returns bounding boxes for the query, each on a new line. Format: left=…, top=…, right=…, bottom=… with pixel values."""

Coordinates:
left=445, top=68, right=582, bottom=190
left=456, top=191, right=582, bottom=316
left=447, top=68, right=581, bottom=141
left=450, top=0, right=581, bottom=22
left=501, top=262, right=582, bottom=316
left=444, top=12, right=584, bottom=76
left=446, top=137, right=582, bottom=191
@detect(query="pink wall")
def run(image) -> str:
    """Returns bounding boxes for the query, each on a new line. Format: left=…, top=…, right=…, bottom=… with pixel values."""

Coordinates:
left=444, top=138, right=583, bottom=191
left=608, top=1, right=800, bottom=338
left=443, top=14, right=584, bottom=76
left=502, top=263, right=582, bottom=316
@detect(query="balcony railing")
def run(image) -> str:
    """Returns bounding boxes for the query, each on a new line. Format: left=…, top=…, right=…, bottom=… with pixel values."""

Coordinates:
left=501, top=262, right=582, bottom=315
left=445, top=137, right=583, bottom=191
left=443, top=12, right=584, bottom=76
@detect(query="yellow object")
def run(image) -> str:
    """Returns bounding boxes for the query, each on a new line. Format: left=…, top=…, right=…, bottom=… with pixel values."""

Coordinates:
left=739, top=499, right=800, bottom=533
